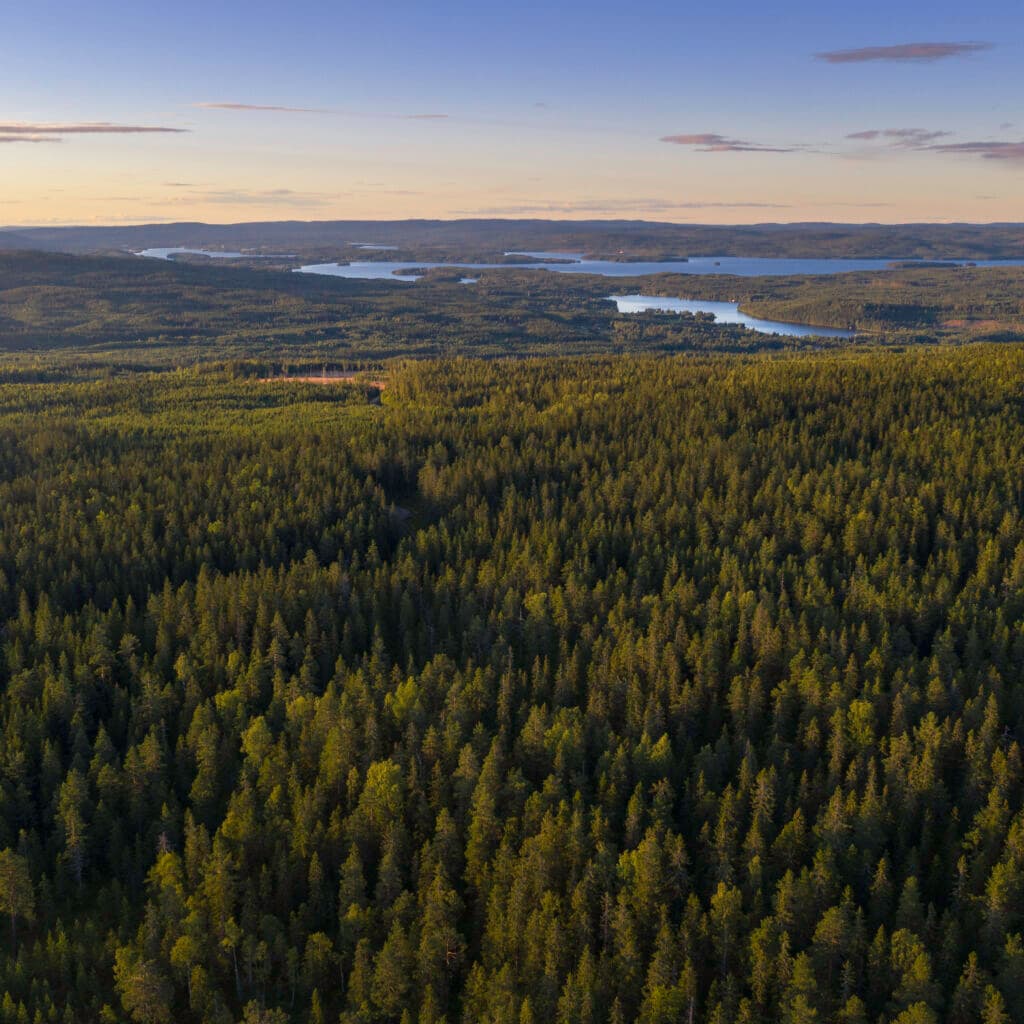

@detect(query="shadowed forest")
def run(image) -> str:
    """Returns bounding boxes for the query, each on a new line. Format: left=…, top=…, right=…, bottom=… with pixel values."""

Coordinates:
left=1, top=347, right=1024, bottom=1023
left=7, top=219, right=1024, bottom=262
left=0, top=252, right=1022, bottom=371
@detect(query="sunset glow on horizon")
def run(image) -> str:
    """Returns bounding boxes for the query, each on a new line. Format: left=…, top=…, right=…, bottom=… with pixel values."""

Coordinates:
left=2, top=0, right=1022, bottom=227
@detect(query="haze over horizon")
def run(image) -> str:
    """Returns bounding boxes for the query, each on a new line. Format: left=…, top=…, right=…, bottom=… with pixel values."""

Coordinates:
left=3, top=0, right=1022, bottom=227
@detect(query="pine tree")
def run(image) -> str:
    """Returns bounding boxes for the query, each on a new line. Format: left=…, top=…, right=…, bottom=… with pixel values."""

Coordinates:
left=0, top=850, right=34, bottom=950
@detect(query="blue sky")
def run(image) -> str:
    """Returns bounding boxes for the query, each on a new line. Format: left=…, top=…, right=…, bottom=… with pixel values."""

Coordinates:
left=2, top=0, right=1022, bottom=224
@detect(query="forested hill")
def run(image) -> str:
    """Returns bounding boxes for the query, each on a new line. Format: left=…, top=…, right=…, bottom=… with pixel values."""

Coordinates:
left=3, top=250, right=1024, bottom=367
left=12, top=219, right=1024, bottom=260
left=2, top=349, right=1024, bottom=1023
left=0, top=232, right=50, bottom=252
left=0, top=250, right=853, bottom=364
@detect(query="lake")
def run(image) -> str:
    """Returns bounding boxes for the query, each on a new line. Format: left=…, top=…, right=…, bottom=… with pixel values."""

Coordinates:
left=292, top=251, right=1024, bottom=280
left=136, top=247, right=1024, bottom=278
left=137, top=248, right=292, bottom=260
left=608, top=295, right=856, bottom=338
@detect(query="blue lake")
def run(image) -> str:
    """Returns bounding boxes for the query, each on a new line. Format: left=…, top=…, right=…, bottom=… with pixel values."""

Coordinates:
left=292, top=251, right=1024, bottom=281
left=136, top=246, right=1024, bottom=279
left=609, top=295, right=856, bottom=338
left=136, top=248, right=292, bottom=260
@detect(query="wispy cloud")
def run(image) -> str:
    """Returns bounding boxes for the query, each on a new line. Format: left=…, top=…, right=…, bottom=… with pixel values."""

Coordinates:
left=857, top=131, right=1024, bottom=163
left=0, top=122, right=186, bottom=135
left=457, top=198, right=792, bottom=216
left=0, top=134, right=61, bottom=143
left=816, top=41, right=992, bottom=63
left=846, top=128, right=952, bottom=147
left=197, top=102, right=448, bottom=121
left=168, top=187, right=336, bottom=207
left=662, top=124, right=1024, bottom=167
left=196, top=102, right=326, bottom=114
left=927, top=140, right=1024, bottom=162
left=839, top=126, right=1024, bottom=164
left=660, top=133, right=799, bottom=153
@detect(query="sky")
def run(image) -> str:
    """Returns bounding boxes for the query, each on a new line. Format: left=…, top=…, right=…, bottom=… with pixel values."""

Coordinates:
left=1, top=0, right=1022, bottom=226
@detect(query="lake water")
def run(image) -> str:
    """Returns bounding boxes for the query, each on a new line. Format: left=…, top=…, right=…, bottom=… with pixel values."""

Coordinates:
left=136, top=246, right=1024, bottom=278
left=136, top=248, right=292, bottom=260
left=297, top=261, right=428, bottom=281
left=292, top=251, right=1024, bottom=281
left=609, top=295, right=856, bottom=338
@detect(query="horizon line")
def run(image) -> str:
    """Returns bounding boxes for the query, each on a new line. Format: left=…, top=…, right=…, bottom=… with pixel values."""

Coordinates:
left=6, top=216, right=1024, bottom=232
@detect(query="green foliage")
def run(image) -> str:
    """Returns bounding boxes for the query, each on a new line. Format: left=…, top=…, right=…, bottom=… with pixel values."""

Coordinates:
left=0, top=851, right=33, bottom=950
left=1, top=347, right=1024, bottom=1022
left=0, top=251, right=820, bottom=366
left=13, top=217, right=1024, bottom=260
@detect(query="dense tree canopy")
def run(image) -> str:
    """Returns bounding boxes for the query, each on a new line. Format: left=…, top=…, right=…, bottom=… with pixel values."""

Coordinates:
left=2, top=251, right=1021, bottom=371
left=11, top=218, right=1024, bottom=260
left=2, top=348, right=1024, bottom=1023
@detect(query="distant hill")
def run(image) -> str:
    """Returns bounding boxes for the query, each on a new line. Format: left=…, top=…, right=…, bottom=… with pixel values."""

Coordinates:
left=0, top=229, right=56, bottom=251
left=10, top=218, right=1024, bottom=260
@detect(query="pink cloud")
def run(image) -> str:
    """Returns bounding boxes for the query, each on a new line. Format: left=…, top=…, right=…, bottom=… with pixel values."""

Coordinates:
left=816, top=42, right=991, bottom=63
